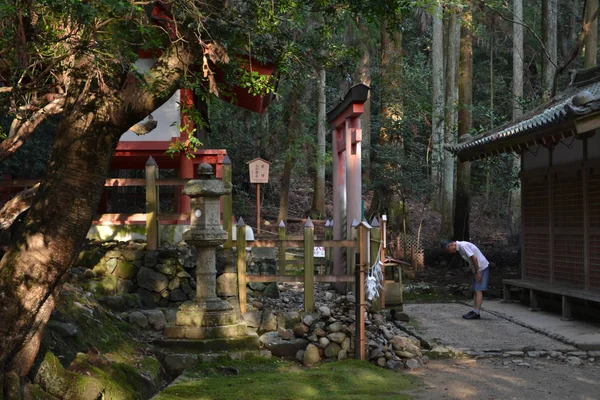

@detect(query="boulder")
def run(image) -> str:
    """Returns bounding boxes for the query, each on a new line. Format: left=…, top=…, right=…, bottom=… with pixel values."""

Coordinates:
left=327, top=332, right=347, bottom=344
left=115, top=259, right=137, bottom=280
left=129, top=311, right=149, bottom=328
left=142, top=310, right=167, bottom=331
left=324, top=342, right=342, bottom=358
left=116, top=279, right=134, bottom=295
left=144, top=251, right=159, bottom=268
left=293, top=323, right=310, bottom=338
left=319, top=306, right=331, bottom=318
left=278, top=328, right=293, bottom=340
left=327, top=322, right=343, bottom=333
left=319, top=337, right=330, bottom=348
left=263, top=282, right=280, bottom=299
left=47, top=321, right=79, bottom=338
left=168, top=277, right=181, bottom=291
left=164, top=354, right=198, bottom=376
left=303, top=344, right=321, bottom=365
left=277, top=312, right=301, bottom=329
left=98, top=295, right=126, bottom=312
left=248, top=282, right=267, bottom=291
left=241, top=311, right=262, bottom=328
left=259, top=332, right=309, bottom=358
left=170, top=289, right=188, bottom=302
left=260, top=310, right=278, bottom=333
left=137, top=267, right=169, bottom=292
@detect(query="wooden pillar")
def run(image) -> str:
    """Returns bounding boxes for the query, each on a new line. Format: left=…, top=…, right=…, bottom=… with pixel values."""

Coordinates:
left=237, top=218, right=248, bottom=314
left=278, top=221, right=286, bottom=274
left=304, top=218, right=315, bottom=312
left=332, top=126, right=347, bottom=290
left=145, top=156, right=159, bottom=251
left=355, top=221, right=371, bottom=361
left=222, top=155, right=233, bottom=249
left=549, top=149, right=554, bottom=284
left=346, top=117, right=362, bottom=285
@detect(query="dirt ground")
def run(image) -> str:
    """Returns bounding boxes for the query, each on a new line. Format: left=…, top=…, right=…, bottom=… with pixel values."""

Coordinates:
left=406, top=357, right=600, bottom=400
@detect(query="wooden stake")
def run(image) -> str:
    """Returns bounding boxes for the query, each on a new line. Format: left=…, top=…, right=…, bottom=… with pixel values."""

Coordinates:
left=145, top=156, right=159, bottom=251
left=304, top=218, right=315, bottom=312
left=237, top=218, right=248, bottom=314
left=256, top=183, right=261, bottom=235
left=278, top=221, right=286, bottom=274
left=355, top=220, right=371, bottom=361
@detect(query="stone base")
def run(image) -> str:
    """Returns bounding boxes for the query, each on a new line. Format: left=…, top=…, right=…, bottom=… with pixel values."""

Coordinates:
left=176, top=299, right=238, bottom=326
left=165, top=322, right=248, bottom=340
left=154, top=333, right=260, bottom=354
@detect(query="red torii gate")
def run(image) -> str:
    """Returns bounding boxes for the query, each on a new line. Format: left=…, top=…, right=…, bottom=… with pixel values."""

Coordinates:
left=326, top=84, right=370, bottom=288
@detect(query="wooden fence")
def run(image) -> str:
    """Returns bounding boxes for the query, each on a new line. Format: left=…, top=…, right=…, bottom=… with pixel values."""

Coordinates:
left=0, top=156, right=234, bottom=250
left=236, top=216, right=387, bottom=360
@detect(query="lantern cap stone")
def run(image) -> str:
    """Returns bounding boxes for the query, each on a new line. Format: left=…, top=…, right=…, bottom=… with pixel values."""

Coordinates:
left=182, top=163, right=231, bottom=198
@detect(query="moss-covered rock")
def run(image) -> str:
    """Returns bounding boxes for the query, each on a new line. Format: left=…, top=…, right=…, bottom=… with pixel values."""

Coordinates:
left=115, top=259, right=137, bottom=280
left=23, top=383, right=60, bottom=400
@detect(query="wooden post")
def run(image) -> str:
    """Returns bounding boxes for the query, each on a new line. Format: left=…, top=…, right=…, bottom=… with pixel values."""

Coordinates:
left=278, top=221, right=286, bottom=274
left=529, top=289, right=541, bottom=311
left=256, top=183, right=261, bottom=235
left=237, top=218, right=248, bottom=314
left=349, top=219, right=359, bottom=293
left=304, top=218, right=315, bottom=312
left=355, top=220, right=371, bottom=361
left=325, top=219, right=333, bottom=274
left=562, top=296, right=573, bottom=321
left=380, top=215, right=387, bottom=310
left=370, top=217, right=381, bottom=311
left=222, top=154, right=233, bottom=249
left=145, top=156, right=159, bottom=251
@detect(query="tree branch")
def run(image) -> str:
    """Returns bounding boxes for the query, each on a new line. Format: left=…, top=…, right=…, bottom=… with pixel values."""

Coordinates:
left=0, top=95, right=65, bottom=164
left=485, top=4, right=558, bottom=69
left=551, top=3, right=600, bottom=97
left=118, top=41, right=196, bottom=127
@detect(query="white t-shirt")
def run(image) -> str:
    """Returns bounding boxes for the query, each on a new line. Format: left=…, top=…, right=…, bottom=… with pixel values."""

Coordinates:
left=456, top=241, right=489, bottom=272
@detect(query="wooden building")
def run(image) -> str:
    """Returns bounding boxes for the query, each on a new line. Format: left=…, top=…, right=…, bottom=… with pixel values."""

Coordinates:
left=447, top=67, right=600, bottom=317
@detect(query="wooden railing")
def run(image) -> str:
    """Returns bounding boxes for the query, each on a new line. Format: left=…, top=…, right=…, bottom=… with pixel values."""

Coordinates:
left=0, top=156, right=234, bottom=250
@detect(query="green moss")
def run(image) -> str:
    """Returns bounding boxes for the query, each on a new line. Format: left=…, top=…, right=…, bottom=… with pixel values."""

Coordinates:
left=154, top=358, right=419, bottom=400
left=140, top=356, right=162, bottom=384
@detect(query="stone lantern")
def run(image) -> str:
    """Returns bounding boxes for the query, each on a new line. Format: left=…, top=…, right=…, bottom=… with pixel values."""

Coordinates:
left=165, top=163, right=248, bottom=340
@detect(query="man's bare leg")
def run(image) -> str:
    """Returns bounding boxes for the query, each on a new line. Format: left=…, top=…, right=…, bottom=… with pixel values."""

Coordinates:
left=474, top=291, right=483, bottom=312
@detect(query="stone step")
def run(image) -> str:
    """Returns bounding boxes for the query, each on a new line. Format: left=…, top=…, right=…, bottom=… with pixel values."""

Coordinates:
left=153, top=332, right=260, bottom=354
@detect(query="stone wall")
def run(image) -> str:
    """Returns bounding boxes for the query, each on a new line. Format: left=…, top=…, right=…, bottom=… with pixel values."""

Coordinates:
left=72, top=240, right=278, bottom=310
left=73, top=241, right=198, bottom=308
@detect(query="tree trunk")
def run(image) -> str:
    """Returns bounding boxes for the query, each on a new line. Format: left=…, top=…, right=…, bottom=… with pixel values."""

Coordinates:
left=0, top=42, right=193, bottom=382
left=454, top=2, right=472, bottom=241
left=359, top=25, right=372, bottom=185
left=278, top=89, right=299, bottom=224
left=0, top=85, right=122, bottom=377
left=542, top=0, right=557, bottom=101
left=441, top=6, right=460, bottom=237
left=367, top=12, right=403, bottom=218
left=310, top=68, right=326, bottom=218
left=585, top=0, right=598, bottom=68
left=431, top=0, right=445, bottom=209
left=509, top=0, right=524, bottom=238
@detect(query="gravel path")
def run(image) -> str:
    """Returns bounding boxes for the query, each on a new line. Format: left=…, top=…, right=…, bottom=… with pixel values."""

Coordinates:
left=407, top=357, right=600, bottom=400
left=403, top=303, right=575, bottom=352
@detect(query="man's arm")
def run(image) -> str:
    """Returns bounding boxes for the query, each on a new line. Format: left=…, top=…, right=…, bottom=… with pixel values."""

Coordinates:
left=471, top=256, right=482, bottom=282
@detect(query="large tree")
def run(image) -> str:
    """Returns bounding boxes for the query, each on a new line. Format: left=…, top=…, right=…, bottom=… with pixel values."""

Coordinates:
left=454, top=1, right=472, bottom=241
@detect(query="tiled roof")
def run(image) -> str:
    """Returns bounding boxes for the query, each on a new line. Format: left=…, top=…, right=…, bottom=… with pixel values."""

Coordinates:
left=446, top=67, right=600, bottom=159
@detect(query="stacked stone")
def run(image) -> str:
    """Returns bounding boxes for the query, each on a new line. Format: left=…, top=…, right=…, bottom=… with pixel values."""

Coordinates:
left=72, top=241, right=197, bottom=308
left=243, top=287, right=426, bottom=370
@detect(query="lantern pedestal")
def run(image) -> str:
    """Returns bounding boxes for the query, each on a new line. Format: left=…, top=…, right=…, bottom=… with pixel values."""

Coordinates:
left=164, top=163, right=256, bottom=348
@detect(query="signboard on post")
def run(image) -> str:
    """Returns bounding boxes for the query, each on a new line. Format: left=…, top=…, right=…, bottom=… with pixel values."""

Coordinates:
left=247, top=157, right=271, bottom=234
left=248, top=158, right=270, bottom=184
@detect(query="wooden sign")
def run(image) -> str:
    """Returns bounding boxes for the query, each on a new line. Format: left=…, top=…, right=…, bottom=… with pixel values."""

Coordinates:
left=247, top=157, right=271, bottom=184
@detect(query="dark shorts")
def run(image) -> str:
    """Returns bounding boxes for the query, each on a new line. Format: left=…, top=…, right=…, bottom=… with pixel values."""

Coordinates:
left=472, top=268, right=489, bottom=292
